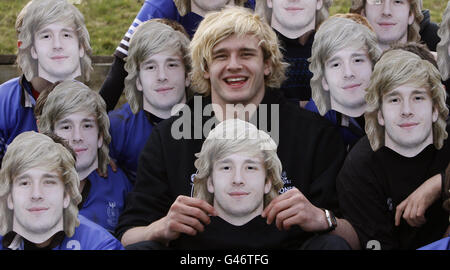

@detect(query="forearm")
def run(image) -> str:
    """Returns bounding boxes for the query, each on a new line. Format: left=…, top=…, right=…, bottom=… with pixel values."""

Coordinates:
left=121, top=218, right=169, bottom=247
left=330, top=218, right=361, bottom=250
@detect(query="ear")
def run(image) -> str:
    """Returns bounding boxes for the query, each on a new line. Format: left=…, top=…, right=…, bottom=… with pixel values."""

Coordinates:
left=316, top=0, right=323, bottom=10
left=31, top=46, right=38, bottom=60
left=267, top=0, right=273, bottom=9
left=377, top=109, right=385, bottom=126
left=79, top=45, right=85, bottom=58
left=7, top=194, right=13, bottom=211
left=206, top=176, right=214, bottom=194
left=203, top=69, right=210, bottom=80
left=97, top=133, right=103, bottom=149
left=264, top=178, right=272, bottom=195
left=63, top=192, right=70, bottom=209
left=408, top=11, right=414, bottom=25
left=432, top=106, right=438, bottom=123
left=322, top=77, right=330, bottom=92
left=136, top=76, right=143, bottom=92
left=185, top=74, right=191, bottom=87
left=263, top=59, right=271, bottom=77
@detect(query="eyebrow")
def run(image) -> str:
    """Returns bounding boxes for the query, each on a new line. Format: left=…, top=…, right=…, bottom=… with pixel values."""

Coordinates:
left=36, top=27, right=76, bottom=35
left=326, top=53, right=368, bottom=64
left=217, top=158, right=261, bottom=164
left=384, top=89, right=428, bottom=98
left=15, top=173, right=59, bottom=181
left=56, top=118, right=96, bottom=125
left=212, top=47, right=258, bottom=56
left=141, top=57, right=182, bottom=65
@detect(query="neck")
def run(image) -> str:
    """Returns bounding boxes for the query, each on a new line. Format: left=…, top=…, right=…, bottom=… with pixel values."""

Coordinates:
left=216, top=208, right=263, bottom=226
left=77, top=159, right=98, bottom=181
left=144, top=95, right=186, bottom=120
left=271, top=19, right=315, bottom=40
left=13, top=218, right=63, bottom=248
left=38, top=67, right=81, bottom=84
left=385, top=136, right=433, bottom=158
left=331, top=103, right=366, bottom=118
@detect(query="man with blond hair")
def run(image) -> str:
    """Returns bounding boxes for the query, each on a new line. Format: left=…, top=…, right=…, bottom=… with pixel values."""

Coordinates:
left=255, top=0, right=332, bottom=106
left=108, top=19, right=191, bottom=182
left=337, top=50, right=450, bottom=249
left=350, top=0, right=425, bottom=51
left=37, top=81, right=132, bottom=233
left=0, top=0, right=92, bottom=167
left=305, top=15, right=381, bottom=150
left=116, top=6, right=356, bottom=250
left=0, top=131, right=123, bottom=250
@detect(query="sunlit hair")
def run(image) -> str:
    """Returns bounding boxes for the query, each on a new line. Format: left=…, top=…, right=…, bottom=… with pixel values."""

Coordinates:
left=387, top=42, right=437, bottom=68
left=124, top=20, right=191, bottom=114
left=193, top=119, right=283, bottom=207
left=173, top=0, right=248, bottom=16
left=365, top=50, right=448, bottom=151
left=255, top=0, right=333, bottom=28
left=309, top=16, right=381, bottom=116
left=0, top=131, right=81, bottom=237
left=17, top=0, right=92, bottom=82
left=37, top=80, right=111, bottom=175
left=190, top=6, right=288, bottom=95
left=437, top=1, right=450, bottom=81
left=350, top=0, right=423, bottom=43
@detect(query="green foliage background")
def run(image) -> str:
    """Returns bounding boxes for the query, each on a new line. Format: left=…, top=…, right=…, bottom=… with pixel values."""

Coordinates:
left=0, top=0, right=447, bottom=56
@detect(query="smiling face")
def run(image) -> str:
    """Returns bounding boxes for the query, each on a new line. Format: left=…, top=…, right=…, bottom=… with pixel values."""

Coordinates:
left=8, top=167, right=69, bottom=244
left=54, top=112, right=102, bottom=180
left=322, top=46, right=373, bottom=117
left=136, top=50, right=188, bottom=118
left=205, top=34, right=271, bottom=108
left=363, top=0, right=414, bottom=50
left=378, top=84, right=438, bottom=157
left=207, top=153, right=271, bottom=225
left=31, top=21, right=84, bottom=83
left=268, top=0, right=322, bottom=38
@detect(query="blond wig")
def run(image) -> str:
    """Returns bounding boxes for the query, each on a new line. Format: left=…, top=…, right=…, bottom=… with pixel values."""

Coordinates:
left=37, top=80, right=111, bottom=175
left=350, top=0, right=423, bottom=43
left=193, top=119, right=283, bottom=207
left=437, top=1, right=450, bottom=81
left=124, top=20, right=191, bottom=114
left=364, top=50, right=448, bottom=151
left=17, top=0, right=92, bottom=82
left=0, top=131, right=81, bottom=238
left=309, top=16, right=381, bottom=116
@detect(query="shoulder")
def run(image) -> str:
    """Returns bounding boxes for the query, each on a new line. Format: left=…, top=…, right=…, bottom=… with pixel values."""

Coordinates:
left=0, top=77, right=21, bottom=101
left=63, top=215, right=124, bottom=250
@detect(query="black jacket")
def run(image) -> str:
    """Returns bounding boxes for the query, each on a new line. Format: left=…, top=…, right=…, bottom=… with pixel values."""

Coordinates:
left=115, top=89, right=346, bottom=243
left=420, top=9, right=440, bottom=51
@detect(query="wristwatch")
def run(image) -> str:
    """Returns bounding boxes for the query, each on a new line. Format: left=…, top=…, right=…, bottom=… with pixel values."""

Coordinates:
left=321, top=208, right=337, bottom=232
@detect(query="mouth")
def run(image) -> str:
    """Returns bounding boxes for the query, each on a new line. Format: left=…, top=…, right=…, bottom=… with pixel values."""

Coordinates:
left=28, top=207, right=49, bottom=213
left=74, top=148, right=87, bottom=154
left=228, top=191, right=250, bottom=198
left=51, top=55, right=68, bottom=60
left=398, top=122, right=419, bottom=129
left=155, top=87, right=174, bottom=93
left=378, top=22, right=396, bottom=28
left=285, top=7, right=304, bottom=12
left=342, top=83, right=361, bottom=91
left=223, top=76, right=248, bottom=88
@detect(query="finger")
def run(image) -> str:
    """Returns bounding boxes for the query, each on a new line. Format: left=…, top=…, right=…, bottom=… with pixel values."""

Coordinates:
left=168, top=220, right=199, bottom=236
left=275, top=207, right=298, bottom=231
left=180, top=196, right=217, bottom=216
left=174, top=202, right=213, bottom=226
left=266, top=195, right=296, bottom=225
left=395, top=200, right=406, bottom=226
left=262, top=188, right=297, bottom=218
left=175, top=213, right=207, bottom=233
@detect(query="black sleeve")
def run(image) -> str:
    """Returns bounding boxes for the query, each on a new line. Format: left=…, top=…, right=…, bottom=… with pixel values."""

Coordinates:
left=307, top=125, right=346, bottom=216
left=115, top=125, right=173, bottom=241
left=99, top=56, right=128, bottom=112
left=336, top=137, right=399, bottom=250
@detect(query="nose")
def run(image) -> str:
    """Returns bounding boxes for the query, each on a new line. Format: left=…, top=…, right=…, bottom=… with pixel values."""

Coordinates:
left=226, top=54, right=242, bottom=72
left=232, top=168, right=244, bottom=186
left=53, top=34, right=62, bottom=50
left=382, top=0, right=392, bottom=16
left=400, top=99, right=413, bottom=117
left=343, top=61, right=355, bottom=79
left=71, top=125, right=83, bottom=143
left=157, top=66, right=168, bottom=82
left=31, top=183, right=43, bottom=201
